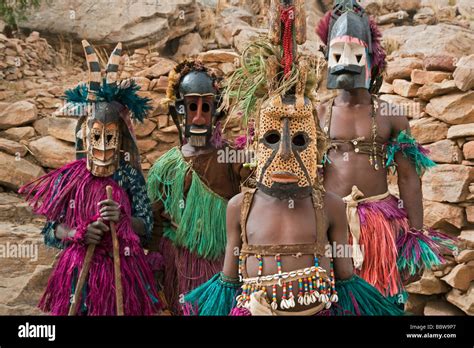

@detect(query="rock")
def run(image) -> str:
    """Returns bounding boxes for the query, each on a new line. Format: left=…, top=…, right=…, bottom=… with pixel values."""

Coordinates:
left=136, top=58, right=177, bottom=79
left=137, top=139, right=158, bottom=154
left=233, top=27, right=266, bottom=54
left=174, top=32, right=204, bottom=60
left=405, top=293, right=433, bottom=315
left=424, top=55, right=456, bottom=72
left=0, top=127, right=35, bottom=142
left=411, top=69, right=452, bottom=85
left=459, top=230, right=474, bottom=248
left=149, top=76, right=169, bottom=92
left=426, top=92, right=474, bottom=125
left=0, top=139, right=27, bottom=157
left=32, top=118, right=49, bottom=136
left=383, top=24, right=474, bottom=59
left=422, top=164, right=474, bottom=203
left=413, top=7, right=436, bottom=25
left=410, top=117, right=449, bottom=144
left=198, top=49, right=239, bottom=64
left=405, top=269, right=450, bottom=295
left=132, top=77, right=151, bottom=91
left=425, top=139, right=462, bottom=164
left=442, top=262, right=474, bottom=291
left=377, top=11, right=409, bottom=25
left=0, top=101, right=38, bottom=130
left=467, top=206, right=474, bottom=224
left=385, top=57, right=423, bottom=83
left=446, top=284, right=474, bottom=315
left=457, top=0, right=474, bottom=19
left=424, top=300, right=466, bottom=316
left=18, top=1, right=200, bottom=50
left=47, top=117, right=78, bottom=143
left=379, top=82, right=394, bottom=94
left=453, top=54, right=474, bottom=92
left=423, top=200, right=465, bottom=230
left=28, top=136, right=75, bottom=169
left=416, top=80, right=459, bottom=101
left=0, top=152, right=45, bottom=189
left=456, top=249, right=474, bottom=263
left=463, top=141, right=474, bottom=160
left=133, top=119, right=157, bottom=138
left=392, top=79, right=421, bottom=98
left=448, top=123, right=474, bottom=139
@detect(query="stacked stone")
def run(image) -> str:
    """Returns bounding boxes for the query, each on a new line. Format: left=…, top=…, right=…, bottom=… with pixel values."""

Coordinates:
left=382, top=52, right=474, bottom=317
left=0, top=32, right=58, bottom=82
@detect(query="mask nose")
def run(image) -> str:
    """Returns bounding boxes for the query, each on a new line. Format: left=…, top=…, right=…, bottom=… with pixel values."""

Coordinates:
left=340, top=43, right=352, bottom=65
left=192, top=99, right=207, bottom=126
left=279, top=118, right=291, bottom=161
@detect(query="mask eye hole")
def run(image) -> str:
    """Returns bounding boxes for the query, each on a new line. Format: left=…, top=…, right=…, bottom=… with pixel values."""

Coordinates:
left=264, top=131, right=281, bottom=145
left=202, top=103, right=210, bottom=113
left=94, top=133, right=100, bottom=142
left=106, top=134, right=113, bottom=143
left=189, top=103, right=198, bottom=112
left=356, top=54, right=363, bottom=63
left=292, top=133, right=307, bottom=147
left=334, top=54, right=341, bottom=62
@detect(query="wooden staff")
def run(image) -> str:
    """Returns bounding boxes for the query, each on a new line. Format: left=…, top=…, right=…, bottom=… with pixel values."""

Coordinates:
left=106, top=185, right=124, bottom=316
left=68, top=241, right=96, bottom=315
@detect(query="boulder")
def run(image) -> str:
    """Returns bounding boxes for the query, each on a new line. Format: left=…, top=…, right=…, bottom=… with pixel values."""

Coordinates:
left=441, top=261, right=474, bottom=291
left=137, top=139, right=158, bottom=154
left=410, top=69, right=452, bottom=85
left=453, top=54, right=474, bottom=92
left=405, top=269, right=450, bottom=295
left=424, top=55, right=456, bottom=72
left=424, top=139, right=462, bottom=164
left=174, top=32, right=204, bottom=60
left=0, top=101, right=38, bottom=130
left=47, top=117, right=78, bottom=143
left=133, top=119, right=157, bottom=138
left=413, top=7, right=436, bottom=25
left=424, top=300, right=466, bottom=316
left=405, top=293, right=433, bottom=315
left=447, top=124, right=474, bottom=139
left=416, top=80, right=459, bottom=101
left=383, top=24, right=474, bottom=59
left=422, top=164, right=474, bottom=203
left=0, top=139, right=27, bottom=157
left=385, top=57, right=423, bottom=83
left=446, top=284, right=474, bottom=315
left=198, top=49, right=239, bottom=64
left=136, top=58, right=177, bottom=79
left=410, top=117, right=449, bottom=144
left=0, top=152, right=45, bottom=189
left=455, top=249, right=474, bottom=263
left=423, top=200, right=465, bottom=230
left=392, top=79, right=421, bottom=98
left=0, top=127, right=35, bottom=142
left=426, top=91, right=474, bottom=125
left=28, top=136, right=75, bottom=169
left=18, top=0, right=200, bottom=50
left=463, top=141, right=474, bottom=160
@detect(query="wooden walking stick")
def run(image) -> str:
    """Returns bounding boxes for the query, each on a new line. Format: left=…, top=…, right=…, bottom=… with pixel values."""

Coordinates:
left=106, top=185, right=124, bottom=316
left=68, top=241, right=96, bottom=315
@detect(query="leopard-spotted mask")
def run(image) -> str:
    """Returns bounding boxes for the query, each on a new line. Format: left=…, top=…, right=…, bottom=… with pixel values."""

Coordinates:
left=256, top=95, right=317, bottom=200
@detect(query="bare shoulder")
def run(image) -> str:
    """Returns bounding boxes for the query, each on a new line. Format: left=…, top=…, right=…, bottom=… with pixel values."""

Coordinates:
left=228, top=192, right=244, bottom=210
